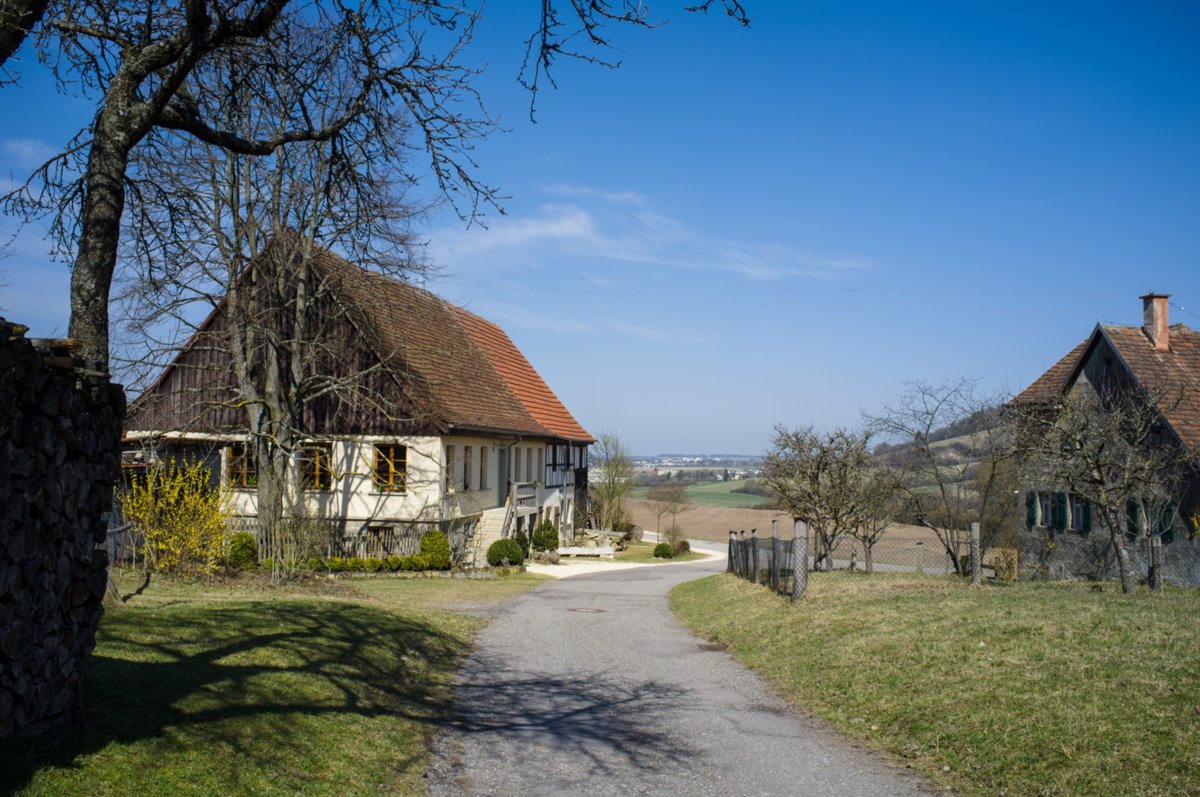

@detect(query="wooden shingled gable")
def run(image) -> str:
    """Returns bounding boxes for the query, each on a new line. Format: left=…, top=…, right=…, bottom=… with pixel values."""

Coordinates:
left=125, top=244, right=591, bottom=443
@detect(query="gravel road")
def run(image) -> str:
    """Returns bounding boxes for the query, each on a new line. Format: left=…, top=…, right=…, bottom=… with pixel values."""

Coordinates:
left=427, top=551, right=936, bottom=797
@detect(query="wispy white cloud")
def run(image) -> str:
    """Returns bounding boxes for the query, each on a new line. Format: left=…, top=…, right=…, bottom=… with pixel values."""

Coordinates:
left=543, top=183, right=648, bottom=207
left=429, top=185, right=875, bottom=283
left=2, top=138, right=56, bottom=170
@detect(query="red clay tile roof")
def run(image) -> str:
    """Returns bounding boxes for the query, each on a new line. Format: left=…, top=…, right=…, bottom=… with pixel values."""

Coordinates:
left=322, top=252, right=591, bottom=442
left=451, top=307, right=594, bottom=443
left=127, top=244, right=592, bottom=443
left=1101, top=323, right=1200, bottom=453
left=1012, top=321, right=1200, bottom=453
left=1011, top=338, right=1090, bottom=405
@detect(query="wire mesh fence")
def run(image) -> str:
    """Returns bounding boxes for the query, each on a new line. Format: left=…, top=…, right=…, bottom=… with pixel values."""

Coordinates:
left=727, top=522, right=1009, bottom=599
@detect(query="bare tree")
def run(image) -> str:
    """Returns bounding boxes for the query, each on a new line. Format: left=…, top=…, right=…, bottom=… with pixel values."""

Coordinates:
left=2, top=0, right=749, bottom=367
left=590, top=431, right=633, bottom=532
left=764, top=425, right=872, bottom=572
left=848, top=466, right=901, bottom=573
left=647, top=481, right=689, bottom=545
left=1012, top=385, right=1190, bottom=594
left=866, top=378, right=1015, bottom=576
left=112, top=26, right=433, bottom=574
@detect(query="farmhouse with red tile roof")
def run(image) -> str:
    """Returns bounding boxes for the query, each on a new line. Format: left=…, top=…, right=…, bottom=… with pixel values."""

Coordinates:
left=1010, top=293, right=1200, bottom=585
left=124, top=245, right=592, bottom=565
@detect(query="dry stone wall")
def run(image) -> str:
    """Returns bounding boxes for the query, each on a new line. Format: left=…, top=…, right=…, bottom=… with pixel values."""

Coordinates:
left=0, top=318, right=124, bottom=738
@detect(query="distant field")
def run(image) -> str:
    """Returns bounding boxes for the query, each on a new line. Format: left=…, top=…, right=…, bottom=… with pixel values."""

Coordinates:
left=630, top=479, right=772, bottom=510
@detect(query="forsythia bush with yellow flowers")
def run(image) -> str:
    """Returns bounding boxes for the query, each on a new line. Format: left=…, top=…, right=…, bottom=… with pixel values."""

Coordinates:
left=118, top=459, right=231, bottom=576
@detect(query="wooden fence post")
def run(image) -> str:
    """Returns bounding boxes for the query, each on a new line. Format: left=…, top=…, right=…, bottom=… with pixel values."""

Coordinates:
left=750, top=529, right=759, bottom=584
left=770, top=519, right=779, bottom=592
left=727, top=530, right=735, bottom=573
left=970, top=522, right=981, bottom=585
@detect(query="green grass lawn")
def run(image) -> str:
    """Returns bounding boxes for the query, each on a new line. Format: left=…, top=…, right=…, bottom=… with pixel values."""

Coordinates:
left=671, top=572, right=1200, bottom=797
left=631, top=480, right=771, bottom=509
left=614, top=540, right=710, bottom=564
left=1, top=570, right=547, bottom=796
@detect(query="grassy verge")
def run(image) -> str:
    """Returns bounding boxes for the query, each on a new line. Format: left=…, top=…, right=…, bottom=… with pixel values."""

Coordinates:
left=670, top=572, right=1200, bottom=797
left=2, top=569, right=547, bottom=796
left=615, top=540, right=709, bottom=564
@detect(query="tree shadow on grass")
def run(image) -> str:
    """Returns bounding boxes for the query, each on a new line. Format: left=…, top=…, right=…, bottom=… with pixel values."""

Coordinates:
left=0, top=599, right=471, bottom=794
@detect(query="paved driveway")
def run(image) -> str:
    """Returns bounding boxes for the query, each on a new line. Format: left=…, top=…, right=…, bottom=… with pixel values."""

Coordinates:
left=428, top=552, right=936, bottom=797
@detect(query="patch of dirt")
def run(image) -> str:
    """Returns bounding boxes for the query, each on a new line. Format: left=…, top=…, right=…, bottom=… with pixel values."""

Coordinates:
left=626, top=499, right=944, bottom=546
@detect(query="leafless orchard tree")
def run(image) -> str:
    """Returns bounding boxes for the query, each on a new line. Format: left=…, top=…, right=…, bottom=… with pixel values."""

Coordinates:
left=1011, top=386, right=1191, bottom=594
left=847, top=466, right=902, bottom=573
left=589, top=431, right=634, bottom=533
left=865, top=378, right=1016, bottom=576
left=1, top=0, right=749, bottom=368
left=764, top=425, right=872, bottom=572
left=646, top=481, right=690, bottom=545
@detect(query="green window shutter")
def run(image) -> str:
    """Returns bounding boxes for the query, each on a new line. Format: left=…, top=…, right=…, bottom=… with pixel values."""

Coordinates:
left=1126, top=499, right=1141, bottom=538
left=1026, top=491, right=1037, bottom=529
left=1082, top=500, right=1092, bottom=533
left=1053, top=493, right=1067, bottom=531
left=1161, top=503, right=1176, bottom=545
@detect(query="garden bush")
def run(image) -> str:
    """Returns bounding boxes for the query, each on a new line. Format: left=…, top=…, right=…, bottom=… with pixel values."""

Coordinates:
left=532, top=519, right=559, bottom=552
left=118, top=458, right=232, bottom=575
left=327, top=557, right=346, bottom=572
left=399, top=555, right=429, bottom=571
left=261, top=557, right=275, bottom=571
left=419, top=530, right=452, bottom=570
left=673, top=539, right=690, bottom=555
left=346, top=557, right=365, bottom=572
left=653, top=542, right=673, bottom=559
left=385, top=556, right=403, bottom=572
left=305, top=557, right=326, bottom=572
left=227, top=531, right=259, bottom=570
left=365, top=557, right=385, bottom=572
left=487, top=538, right=525, bottom=567
left=514, top=528, right=530, bottom=557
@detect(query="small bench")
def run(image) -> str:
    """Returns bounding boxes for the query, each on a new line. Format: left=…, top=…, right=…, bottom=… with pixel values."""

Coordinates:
left=558, top=546, right=615, bottom=559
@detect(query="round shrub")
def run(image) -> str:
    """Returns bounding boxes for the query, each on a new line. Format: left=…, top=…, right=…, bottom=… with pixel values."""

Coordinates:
left=261, top=557, right=275, bottom=571
left=305, top=557, right=326, bottom=572
left=487, top=538, right=525, bottom=567
left=419, top=530, right=452, bottom=570
left=385, top=556, right=403, bottom=572
left=673, top=539, right=690, bottom=555
left=346, top=557, right=365, bottom=572
left=365, top=557, right=385, bottom=572
left=653, top=542, right=673, bottom=559
left=532, top=519, right=559, bottom=552
left=227, top=531, right=259, bottom=570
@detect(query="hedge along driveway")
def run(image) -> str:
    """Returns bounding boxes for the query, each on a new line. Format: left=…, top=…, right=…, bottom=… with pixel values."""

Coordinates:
left=1, top=572, right=547, bottom=796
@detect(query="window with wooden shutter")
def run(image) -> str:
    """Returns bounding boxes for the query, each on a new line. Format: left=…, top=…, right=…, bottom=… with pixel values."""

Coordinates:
left=227, top=443, right=258, bottom=489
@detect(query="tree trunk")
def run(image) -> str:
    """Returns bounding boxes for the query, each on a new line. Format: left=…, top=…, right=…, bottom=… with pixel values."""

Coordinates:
left=70, top=131, right=132, bottom=368
left=865, top=544, right=874, bottom=573
left=1111, top=527, right=1138, bottom=594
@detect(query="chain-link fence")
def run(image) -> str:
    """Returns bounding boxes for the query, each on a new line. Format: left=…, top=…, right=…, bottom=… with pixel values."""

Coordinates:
left=727, top=531, right=806, bottom=601
left=726, top=523, right=1011, bottom=597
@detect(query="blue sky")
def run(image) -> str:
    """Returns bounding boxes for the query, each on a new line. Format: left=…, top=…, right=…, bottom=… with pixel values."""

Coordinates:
left=2, top=2, right=1198, bottom=454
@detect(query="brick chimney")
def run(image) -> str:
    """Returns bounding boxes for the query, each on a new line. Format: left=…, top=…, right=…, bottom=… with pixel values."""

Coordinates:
left=1140, top=292, right=1170, bottom=351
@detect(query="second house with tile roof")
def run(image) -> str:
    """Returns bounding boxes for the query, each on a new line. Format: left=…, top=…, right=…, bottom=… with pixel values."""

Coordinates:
left=122, top=244, right=594, bottom=566
left=1010, top=292, right=1200, bottom=585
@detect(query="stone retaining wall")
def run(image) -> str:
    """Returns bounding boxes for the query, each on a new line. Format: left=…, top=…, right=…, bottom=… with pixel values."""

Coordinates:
left=0, top=318, right=124, bottom=738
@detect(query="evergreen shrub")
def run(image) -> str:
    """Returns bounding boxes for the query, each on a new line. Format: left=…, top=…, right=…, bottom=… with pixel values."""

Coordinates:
left=487, top=538, right=525, bottom=567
